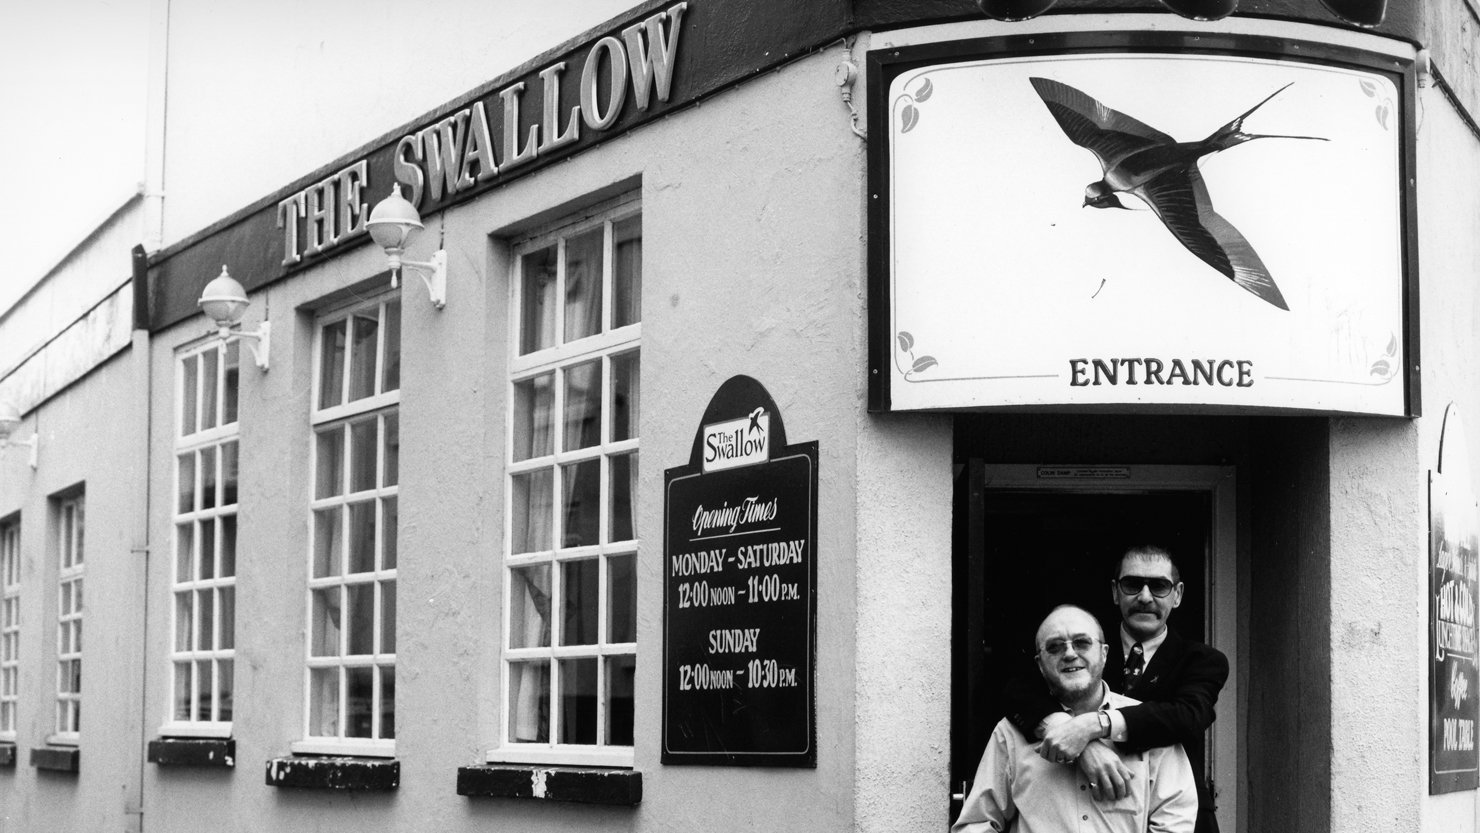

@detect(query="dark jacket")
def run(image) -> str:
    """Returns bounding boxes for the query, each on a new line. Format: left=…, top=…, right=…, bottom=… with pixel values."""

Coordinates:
left=1003, top=628, right=1229, bottom=833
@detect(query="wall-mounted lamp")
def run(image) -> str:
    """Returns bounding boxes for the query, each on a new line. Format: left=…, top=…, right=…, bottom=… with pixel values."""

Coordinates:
left=0, top=400, right=38, bottom=469
left=367, top=184, right=447, bottom=309
left=1159, top=0, right=1237, bottom=20
left=197, top=266, right=271, bottom=371
left=976, top=0, right=1057, bottom=21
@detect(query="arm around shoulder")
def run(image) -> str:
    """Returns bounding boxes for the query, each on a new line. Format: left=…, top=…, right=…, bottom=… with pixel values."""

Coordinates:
left=1118, top=641, right=1229, bottom=753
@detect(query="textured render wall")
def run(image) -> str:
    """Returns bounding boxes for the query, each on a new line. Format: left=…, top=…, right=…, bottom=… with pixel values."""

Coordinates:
left=159, top=0, right=641, bottom=247
left=0, top=350, right=145, bottom=833
left=141, top=43, right=894, bottom=833
left=1412, top=78, right=1480, bottom=833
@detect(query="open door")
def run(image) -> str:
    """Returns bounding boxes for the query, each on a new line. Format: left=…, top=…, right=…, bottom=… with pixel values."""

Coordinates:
left=951, top=464, right=1237, bottom=832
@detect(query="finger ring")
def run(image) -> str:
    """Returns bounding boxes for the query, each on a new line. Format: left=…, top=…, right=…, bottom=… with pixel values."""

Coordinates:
left=1090, top=783, right=1097, bottom=788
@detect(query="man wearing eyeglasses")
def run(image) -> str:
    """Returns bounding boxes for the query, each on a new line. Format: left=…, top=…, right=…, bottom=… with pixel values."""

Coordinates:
left=953, top=604, right=1197, bottom=833
left=1002, top=545, right=1230, bottom=833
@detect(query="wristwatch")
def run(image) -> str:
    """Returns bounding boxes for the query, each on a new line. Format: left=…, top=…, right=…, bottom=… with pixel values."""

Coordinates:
left=1097, top=710, right=1112, bottom=738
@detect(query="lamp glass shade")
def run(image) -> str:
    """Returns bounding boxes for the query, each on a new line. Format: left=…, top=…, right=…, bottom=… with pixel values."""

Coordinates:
left=198, top=267, right=251, bottom=327
left=1319, top=0, right=1385, bottom=26
left=367, top=185, right=424, bottom=251
left=1159, top=0, right=1237, bottom=20
left=977, top=0, right=1056, bottom=22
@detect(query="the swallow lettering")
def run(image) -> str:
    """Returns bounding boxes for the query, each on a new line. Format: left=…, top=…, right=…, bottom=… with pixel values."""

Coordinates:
left=1068, top=358, right=1253, bottom=387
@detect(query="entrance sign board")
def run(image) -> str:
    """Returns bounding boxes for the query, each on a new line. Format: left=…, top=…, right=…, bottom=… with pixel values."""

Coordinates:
left=662, top=376, right=817, bottom=767
left=1431, top=404, right=1480, bottom=794
left=868, top=34, right=1419, bottom=417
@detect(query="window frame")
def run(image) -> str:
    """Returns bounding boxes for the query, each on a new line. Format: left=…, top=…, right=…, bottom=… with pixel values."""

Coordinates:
left=162, top=337, right=241, bottom=739
left=295, top=292, right=401, bottom=758
left=0, top=515, right=20, bottom=740
left=493, top=198, right=640, bottom=768
left=52, top=494, right=83, bottom=744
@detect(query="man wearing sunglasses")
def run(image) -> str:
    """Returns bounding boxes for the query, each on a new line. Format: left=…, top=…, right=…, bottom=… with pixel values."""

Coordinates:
left=953, top=604, right=1197, bottom=833
left=1001, top=545, right=1230, bottom=833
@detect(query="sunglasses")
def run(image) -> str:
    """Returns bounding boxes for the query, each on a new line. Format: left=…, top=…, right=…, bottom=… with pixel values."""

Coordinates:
left=1038, top=636, right=1100, bottom=657
left=1116, top=576, right=1176, bottom=598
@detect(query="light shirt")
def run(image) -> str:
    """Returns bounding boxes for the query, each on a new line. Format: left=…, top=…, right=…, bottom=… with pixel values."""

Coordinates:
left=1106, top=624, right=1170, bottom=741
left=953, top=686, right=1198, bottom=833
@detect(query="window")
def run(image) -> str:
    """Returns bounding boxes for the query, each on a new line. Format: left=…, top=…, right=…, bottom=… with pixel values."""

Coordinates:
left=1, top=517, right=19, bottom=738
left=500, top=200, right=640, bottom=766
left=168, top=339, right=240, bottom=734
left=55, top=495, right=83, bottom=739
left=301, top=295, right=400, bottom=754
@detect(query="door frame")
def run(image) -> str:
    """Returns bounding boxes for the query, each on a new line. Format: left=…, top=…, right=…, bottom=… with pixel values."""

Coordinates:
left=979, top=463, right=1239, bottom=833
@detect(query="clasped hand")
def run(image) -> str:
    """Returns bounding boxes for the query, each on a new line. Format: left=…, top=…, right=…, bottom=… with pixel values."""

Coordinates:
left=1037, top=712, right=1132, bottom=801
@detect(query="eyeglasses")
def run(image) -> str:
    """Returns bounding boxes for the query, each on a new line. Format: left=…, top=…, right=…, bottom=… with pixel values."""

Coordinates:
left=1117, top=576, right=1176, bottom=598
left=1038, top=636, right=1100, bottom=657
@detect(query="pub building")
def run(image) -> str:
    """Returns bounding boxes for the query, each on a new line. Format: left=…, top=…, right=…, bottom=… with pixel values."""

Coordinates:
left=0, top=0, right=1476, bottom=831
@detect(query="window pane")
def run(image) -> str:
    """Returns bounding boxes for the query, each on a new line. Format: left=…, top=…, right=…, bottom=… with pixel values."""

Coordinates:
left=507, top=661, right=550, bottom=743
left=195, top=659, right=213, bottom=721
left=560, top=559, right=598, bottom=646
left=608, top=554, right=636, bottom=643
left=347, top=583, right=373, bottom=655
left=318, top=320, right=347, bottom=409
left=198, top=588, right=215, bottom=650
left=613, top=214, right=641, bottom=328
left=558, top=657, right=597, bottom=744
left=173, top=661, right=192, bottom=720
left=174, top=592, right=193, bottom=651
left=218, top=660, right=234, bottom=721
left=313, top=507, right=341, bottom=577
left=562, top=360, right=602, bottom=452
left=382, top=300, right=401, bottom=393
left=606, top=655, right=636, bottom=745
left=609, top=452, right=637, bottom=542
left=218, top=587, right=235, bottom=650
left=510, top=470, right=553, bottom=554
left=561, top=459, right=601, bottom=547
left=564, top=228, right=604, bottom=343
left=380, top=581, right=396, bottom=654
left=350, top=420, right=377, bottom=493
left=309, top=667, right=339, bottom=736
left=176, top=523, right=194, bottom=582
left=177, top=453, right=196, bottom=514
left=509, top=566, right=551, bottom=649
left=380, top=666, right=395, bottom=740
left=201, top=447, right=218, bottom=510
left=220, top=515, right=237, bottom=578
left=201, top=348, right=220, bottom=431
left=383, top=413, right=399, bottom=487
left=348, top=502, right=375, bottom=574
left=199, top=518, right=216, bottom=581
left=223, top=341, right=240, bottom=425
left=221, top=441, right=239, bottom=506
left=316, top=426, right=345, bottom=499
left=519, top=246, right=557, bottom=355
left=349, top=312, right=379, bottom=402
left=311, top=588, right=342, bottom=657
left=512, top=373, right=554, bottom=462
left=181, top=355, right=199, bottom=435
left=382, top=497, right=398, bottom=571
left=611, top=352, right=639, bottom=442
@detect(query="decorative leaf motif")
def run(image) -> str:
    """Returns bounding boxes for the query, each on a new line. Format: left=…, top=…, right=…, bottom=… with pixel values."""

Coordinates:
left=1360, top=78, right=1378, bottom=98
left=897, top=331, right=915, bottom=352
left=901, top=104, right=919, bottom=133
left=1376, top=101, right=1390, bottom=130
left=915, top=78, right=934, bottom=103
left=1371, top=358, right=1391, bottom=377
left=1385, top=333, right=1398, bottom=357
left=912, top=356, right=938, bottom=373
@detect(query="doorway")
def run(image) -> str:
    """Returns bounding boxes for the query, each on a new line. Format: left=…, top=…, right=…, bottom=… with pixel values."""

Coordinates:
left=952, top=463, right=1238, bottom=832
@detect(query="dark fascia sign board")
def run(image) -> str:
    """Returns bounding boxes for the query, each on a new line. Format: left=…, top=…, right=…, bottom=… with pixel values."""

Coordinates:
left=144, top=1, right=1421, bottom=334
left=866, top=31, right=1420, bottom=418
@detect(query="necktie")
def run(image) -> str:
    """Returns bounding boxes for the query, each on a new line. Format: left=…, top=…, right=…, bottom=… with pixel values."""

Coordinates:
left=1123, top=642, right=1145, bottom=692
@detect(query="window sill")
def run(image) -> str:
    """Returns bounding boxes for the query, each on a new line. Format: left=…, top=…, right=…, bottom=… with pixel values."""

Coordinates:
left=0, top=742, right=15, bottom=768
left=31, top=745, right=80, bottom=773
left=456, top=764, right=641, bottom=806
left=148, top=737, right=235, bottom=768
left=265, top=755, right=399, bottom=791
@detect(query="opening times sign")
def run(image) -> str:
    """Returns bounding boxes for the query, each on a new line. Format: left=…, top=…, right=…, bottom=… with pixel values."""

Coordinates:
left=663, top=376, right=818, bottom=767
left=1431, top=466, right=1480, bottom=793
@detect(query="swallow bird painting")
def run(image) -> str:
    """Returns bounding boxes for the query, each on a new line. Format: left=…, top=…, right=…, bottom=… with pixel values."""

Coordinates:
left=1029, top=76, right=1327, bottom=310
